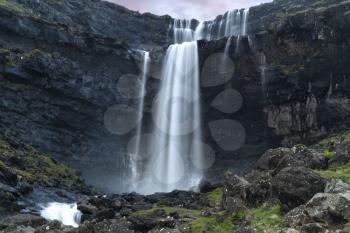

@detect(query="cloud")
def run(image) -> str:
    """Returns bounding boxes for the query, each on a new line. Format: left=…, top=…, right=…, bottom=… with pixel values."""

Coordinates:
left=108, top=0, right=272, bottom=21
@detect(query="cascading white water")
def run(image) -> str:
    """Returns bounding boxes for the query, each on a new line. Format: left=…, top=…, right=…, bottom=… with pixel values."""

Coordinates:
left=40, top=202, right=81, bottom=228
left=194, top=8, right=249, bottom=41
left=138, top=19, right=203, bottom=194
left=129, top=51, right=150, bottom=192
left=242, top=8, right=249, bottom=36
left=131, top=8, right=250, bottom=195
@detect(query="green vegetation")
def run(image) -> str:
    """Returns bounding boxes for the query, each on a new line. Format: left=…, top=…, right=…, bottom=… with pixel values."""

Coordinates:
left=315, top=164, right=350, bottom=182
left=318, top=131, right=350, bottom=147
left=0, top=0, right=30, bottom=15
left=323, top=149, right=335, bottom=159
left=207, top=188, right=223, bottom=206
left=132, top=204, right=283, bottom=233
left=189, top=215, right=235, bottom=233
left=0, top=136, right=82, bottom=189
left=247, top=205, right=283, bottom=233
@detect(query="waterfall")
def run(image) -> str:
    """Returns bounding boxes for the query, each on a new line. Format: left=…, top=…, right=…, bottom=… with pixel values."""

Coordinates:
left=242, top=8, right=249, bottom=36
left=195, top=8, right=249, bottom=41
left=129, top=51, right=150, bottom=192
left=139, top=19, right=203, bottom=194
left=130, top=8, right=250, bottom=194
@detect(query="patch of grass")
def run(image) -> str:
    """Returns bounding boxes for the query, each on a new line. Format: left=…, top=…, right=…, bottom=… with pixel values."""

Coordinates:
left=314, top=164, right=350, bottom=182
left=187, top=215, right=235, bottom=233
left=246, top=205, right=283, bottom=233
left=207, top=188, right=223, bottom=206
left=324, top=149, right=336, bottom=159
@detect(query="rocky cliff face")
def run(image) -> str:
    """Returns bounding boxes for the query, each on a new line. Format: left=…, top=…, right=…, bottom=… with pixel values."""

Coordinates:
left=196, top=0, right=350, bottom=181
left=0, top=0, right=349, bottom=191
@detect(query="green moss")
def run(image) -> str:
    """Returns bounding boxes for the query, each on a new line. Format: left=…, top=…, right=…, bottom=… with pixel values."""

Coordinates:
left=318, top=131, right=350, bottom=147
left=207, top=188, right=223, bottom=206
left=245, top=205, right=283, bottom=233
left=314, top=164, right=350, bottom=182
left=189, top=215, right=235, bottom=233
left=0, top=136, right=82, bottom=189
left=324, top=149, right=336, bottom=159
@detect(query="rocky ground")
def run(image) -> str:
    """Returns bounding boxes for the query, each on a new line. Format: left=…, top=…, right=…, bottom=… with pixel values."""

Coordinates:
left=0, top=132, right=349, bottom=233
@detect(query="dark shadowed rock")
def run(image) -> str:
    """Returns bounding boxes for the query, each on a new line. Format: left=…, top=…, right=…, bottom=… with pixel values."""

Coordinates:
left=245, top=170, right=273, bottom=206
left=329, top=140, right=350, bottom=167
left=0, top=166, right=17, bottom=187
left=128, top=216, right=157, bottom=232
left=271, top=167, right=326, bottom=209
left=255, top=148, right=294, bottom=172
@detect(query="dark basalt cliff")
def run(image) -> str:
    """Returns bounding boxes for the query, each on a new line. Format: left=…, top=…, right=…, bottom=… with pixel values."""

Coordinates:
left=0, top=0, right=349, bottom=191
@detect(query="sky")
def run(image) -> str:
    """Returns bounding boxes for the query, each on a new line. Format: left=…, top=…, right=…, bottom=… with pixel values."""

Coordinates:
left=108, top=0, right=272, bottom=21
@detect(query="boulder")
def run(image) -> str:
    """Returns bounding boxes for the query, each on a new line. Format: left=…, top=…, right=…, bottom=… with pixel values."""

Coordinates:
left=128, top=216, right=157, bottom=232
left=285, top=192, right=350, bottom=230
left=325, top=179, right=350, bottom=194
left=254, top=148, right=293, bottom=172
left=305, top=192, right=350, bottom=223
left=222, top=172, right=250, bottom=212
left=300, top=223, right=325, bottom=233
left=254, top=147, right=326, bottom=175
left=0, top=214, right=46, bottom=228
left=275, top=148, right=326, bottom=171
left=284, top=205, right=311, bottom=228
left=271, top=167, right=326, bottom=209
left=245, top=170, right=273, bottom=206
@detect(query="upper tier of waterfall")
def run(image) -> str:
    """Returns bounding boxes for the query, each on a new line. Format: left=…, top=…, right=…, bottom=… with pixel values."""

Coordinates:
left=194, top=8, right=249, bottom=41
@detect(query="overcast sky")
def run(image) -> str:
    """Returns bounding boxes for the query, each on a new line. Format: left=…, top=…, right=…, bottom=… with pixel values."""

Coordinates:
left=108, top=0, right=273, bottom=21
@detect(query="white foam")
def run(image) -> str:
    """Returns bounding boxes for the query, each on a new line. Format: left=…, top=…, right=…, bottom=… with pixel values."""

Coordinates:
left=40, top=202, right=81, bottom=228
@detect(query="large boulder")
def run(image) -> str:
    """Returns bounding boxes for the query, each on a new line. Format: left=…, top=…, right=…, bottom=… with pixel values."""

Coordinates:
left=275, top=147, right=326, bottom=171
left=244, top=170, right=273, bottom=206
left=254, top=147, right=326, bottom=175
left=285, top=192, right=350, bottom=231
left=222, top=172, right=250, bottom=212
left=271, top=167, right=326, bottom=209
left=325, top=179, right=350, bottom=194
left=305, top=192, right=350, bottom=223
left=254, top=148, right=294, bottom=172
